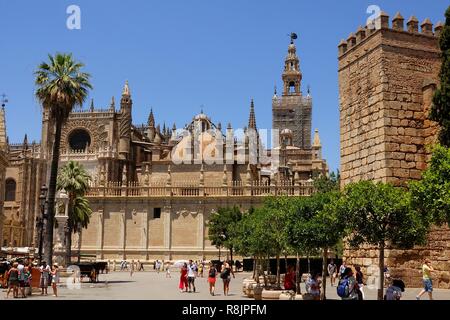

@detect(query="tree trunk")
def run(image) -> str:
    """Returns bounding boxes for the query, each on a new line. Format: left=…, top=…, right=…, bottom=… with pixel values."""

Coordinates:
left=230, top=247, right=233, bottom=263
left=218, top=247, right=221, bottom=261
left=77, top=228, right=82, bottom=264
left=307, top=255, right=311, bottom=274
left=266, top=254, right=270, bottom=275
left=262, top=255, right=268, bottom=288
left=252, top=256, right=256, bottom=280
left=296, top=252, right=301, bottom=294
left=64, top=218, right=73, bottom=266
left=284, top=254, right=288, bottom=275
left=276, top=254, right=281, bottom=289
left=378, top=244, right=385, bottom=300
left=321, top=248, right=328, bottom=300
left=44, top=117, right=63, bottom=265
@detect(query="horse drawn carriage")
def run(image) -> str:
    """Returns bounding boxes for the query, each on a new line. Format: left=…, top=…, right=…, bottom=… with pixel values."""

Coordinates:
left=72, top=262, right=108, bottom=283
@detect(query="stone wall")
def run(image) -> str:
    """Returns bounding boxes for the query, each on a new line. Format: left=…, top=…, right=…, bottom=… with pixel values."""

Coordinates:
left=339, top=14, right=441, bottom=187
left=74, top=196, right=264, bottom=261
left=344, top=226, right=450, bottom=289
left=338, top=12, right=447, bottom=288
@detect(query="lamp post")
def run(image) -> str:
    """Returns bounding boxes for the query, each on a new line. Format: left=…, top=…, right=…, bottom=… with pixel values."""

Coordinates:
left=37, top=184, right=48, bottom=263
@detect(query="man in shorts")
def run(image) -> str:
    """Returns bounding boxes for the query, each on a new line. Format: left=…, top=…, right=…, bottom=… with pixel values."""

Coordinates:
left=187, top=260, right=196, bottom=293
left=416, top=258, right=434, bottom=300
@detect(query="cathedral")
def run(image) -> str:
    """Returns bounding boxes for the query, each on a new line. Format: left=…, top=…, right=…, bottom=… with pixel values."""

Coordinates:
left=0, top=38, right=328, bottom=261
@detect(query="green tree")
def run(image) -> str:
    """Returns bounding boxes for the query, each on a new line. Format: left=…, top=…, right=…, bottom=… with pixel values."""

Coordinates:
left=288, top=192, right=344, bottom=299
left=410, top=145, right=450, bottom=225
left=208, top=206, right=242, bottom=261
left=338, top=181, right=428, bottom=300
left=263, top=197, right=293, bottom=288
left=313, top=170, right=340, bottom=193
left=57, top=161, right=92, bottom=265
left=35, top=53, right=92, bottom=264
left=430, top=6, right=450, bottom=147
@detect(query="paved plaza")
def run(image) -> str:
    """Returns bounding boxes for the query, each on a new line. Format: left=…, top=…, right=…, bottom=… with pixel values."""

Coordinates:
left=3, top=270, right=450, bottom=300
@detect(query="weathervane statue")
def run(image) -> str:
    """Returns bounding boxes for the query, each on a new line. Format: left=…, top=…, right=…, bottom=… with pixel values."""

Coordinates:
left=290, top=32, right=298, bottom=44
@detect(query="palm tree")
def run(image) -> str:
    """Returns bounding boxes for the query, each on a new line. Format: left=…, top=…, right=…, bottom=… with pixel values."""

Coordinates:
left=35, top=53, right=92, bottom=264
left=57, top=161, right=92, bottom=265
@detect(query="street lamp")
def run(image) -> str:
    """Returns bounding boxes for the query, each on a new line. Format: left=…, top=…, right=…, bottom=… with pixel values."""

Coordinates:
left=37, top=184, right=48, bottom=263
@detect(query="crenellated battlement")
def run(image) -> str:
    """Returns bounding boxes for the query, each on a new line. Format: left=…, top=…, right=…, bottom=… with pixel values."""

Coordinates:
left=338, top=11, right=444, bottom=57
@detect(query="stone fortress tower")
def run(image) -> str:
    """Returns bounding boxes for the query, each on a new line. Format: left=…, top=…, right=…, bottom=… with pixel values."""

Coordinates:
left=338, top=12, right=449, bottom=288
left=339, top=12, right=442, bottom=187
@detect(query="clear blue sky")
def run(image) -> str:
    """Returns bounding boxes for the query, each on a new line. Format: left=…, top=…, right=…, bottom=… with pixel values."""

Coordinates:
left=0, top=0, right=447, bottom=171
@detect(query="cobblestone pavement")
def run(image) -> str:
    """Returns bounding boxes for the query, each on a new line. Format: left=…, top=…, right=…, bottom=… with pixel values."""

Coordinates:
left=2, top=271, right=449, bottom=300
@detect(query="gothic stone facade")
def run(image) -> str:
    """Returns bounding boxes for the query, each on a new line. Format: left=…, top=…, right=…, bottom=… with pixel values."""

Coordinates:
left=0, top=107, right=9, bottom=249
left=2, top=40, right=328, bottom=261
left=338, top=12, right=449, bottom=288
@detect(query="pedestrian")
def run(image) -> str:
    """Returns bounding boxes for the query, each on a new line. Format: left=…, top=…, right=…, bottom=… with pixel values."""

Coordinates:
left=139, top=260, right=144, bottom=271
left=337, top=267, right=360, bottom=300
left=130, top=260, right=135, bottom=277
left=284, top=265, right=296, bottom=291
left=187, top=260, right=196, bottom=293
left=416, top=258, right=434, bottom=300
left=385, top=279, right=405, bottom=300
left=338, top=261, right=346, bottom=279
left=51, top=263, right=59, bottom=297
left=198, top=262, right=203, bottom=278
left=355, top=266, right=365, bottom=300
left=327, top=260, right=337, bottom=286
left=17, top=259, right=26, bottom=298
left=5, top=262, right=19, bottom=299
left=24, top=263, right=32, bottom=296
left=39, top=261, right=51, bottom=296
left=165, top=263, right=171, bottom=278
left=179, top=263, right=188, bottom=293
left=235, top=260, right=242, bottom=272
left=306, top=271, right=321, bottom=300
left=220, top=261, right=235, bottom=296
left=207, top=263, right=217, bottom=296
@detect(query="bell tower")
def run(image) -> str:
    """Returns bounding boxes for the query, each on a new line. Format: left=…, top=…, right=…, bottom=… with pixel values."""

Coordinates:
left=282, top=35, right=302, bottom=95
left=272, top=34, right=312, bottom=149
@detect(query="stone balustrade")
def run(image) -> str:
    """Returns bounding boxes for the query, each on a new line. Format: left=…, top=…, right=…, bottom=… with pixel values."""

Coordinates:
left=85, top=180, right=314, bottom=198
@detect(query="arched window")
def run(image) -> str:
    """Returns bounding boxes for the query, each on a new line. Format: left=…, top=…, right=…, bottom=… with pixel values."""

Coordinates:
left=5, top=178, right=16, bottom=202
left=289, top=81, right=296, bottom=94
left=68, top=129, right=91, bottom=151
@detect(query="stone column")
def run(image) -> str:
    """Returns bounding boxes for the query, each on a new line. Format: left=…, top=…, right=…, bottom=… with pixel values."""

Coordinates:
left=163, top=203, right=172, bottom=260
left=53, top=191, right=69, bottom=266
left=120, top=208, right=126, bottom=260
left=97, top=209, right=104, bottom=260
left=197, top=204, right=205, bottom=259
left=142, top=209, right=149, bottom=260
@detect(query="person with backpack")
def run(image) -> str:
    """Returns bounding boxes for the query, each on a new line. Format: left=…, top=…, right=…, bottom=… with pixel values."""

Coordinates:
left=327, top=260, right=337, bottom=286
left=5, top=262, right=19, bottom=299
left=337, top=267, right=360, bottom=300
left=385, top=279, right=405, bottom=300
left=220, top=261, right=235, bottom=296
left=207, top=263, right=218, bottom=296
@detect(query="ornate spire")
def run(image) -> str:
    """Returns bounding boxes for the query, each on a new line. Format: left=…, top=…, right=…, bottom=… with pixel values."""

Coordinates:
left=110, top=96, right=115, bottom=111
left=23, top=134, right=28, bottom=150
left=313, top=128, right=321, bottom=147
left=248, top=99, right=257, bottom=130
left=122, top=80, right=131, bottom=96
left=90, top=99, right=94, bottom=112
left=148, top=108, right=155, bottom=127
left=282, top=34, right=302, bottom=96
